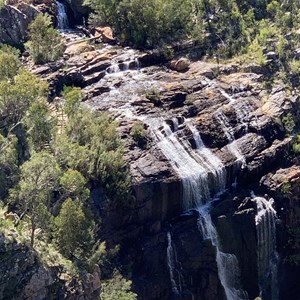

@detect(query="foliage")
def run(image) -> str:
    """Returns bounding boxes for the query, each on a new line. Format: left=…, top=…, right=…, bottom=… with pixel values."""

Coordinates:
left=100, top=269, right=137, bottom=300
left=280, top=180, right=292, bottom=195
left=10, top=151, right=61, bottom=246
left=88, top=242, right=120, bottom=277
left=55, top=198, right=94, bottom=258
left=23, top=100, right=57, bottom=151
left=64, top=107, right=131, bottom=202
left=0, top=45, right=20, bottom=81
left=293, top=134, right=300, bottom=153
left=130, top=123, right=147, bottom=148
left=84, top=0, right=192, bottom=47
left=145, top=88, right=161, bottom=106
left=62, top=86, right=83, bottom=117
left=60, top=169, right=90, bottom=202
left=25, top=14, right=65, bottom=64
left=0, top=69, right=47, bottom=130
left=282, top=113, right=295, bottom=134
left=0, top=134, right=19, bottom=198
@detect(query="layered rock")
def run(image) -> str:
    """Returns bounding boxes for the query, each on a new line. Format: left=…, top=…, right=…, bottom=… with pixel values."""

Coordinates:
left=24, top=31, right=300, bottom=299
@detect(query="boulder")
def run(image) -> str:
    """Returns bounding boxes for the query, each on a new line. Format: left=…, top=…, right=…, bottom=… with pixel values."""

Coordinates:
left=92, top=26, right=116, bottom=43
left=0, top=3, right=39, bottom=45
left=170, top=57, right=190, bottom=72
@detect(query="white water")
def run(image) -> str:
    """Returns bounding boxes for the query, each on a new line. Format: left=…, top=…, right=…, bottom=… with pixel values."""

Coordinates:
left=167, top=232, right=182, bottom=295
left=154, top=118, right=247, bottom=299
left=187, top=122, right=226, bottom=193
left=197, top=205, right=248, bottom=300
left=154, top=121, right=210, bottom=210
left=56, top=1, right=69, bottom=30
left=253, top=196, right=279, bottom=300
left=219, top=89, right=252, bottom=132
left=214, top=109, right=245, bottom=167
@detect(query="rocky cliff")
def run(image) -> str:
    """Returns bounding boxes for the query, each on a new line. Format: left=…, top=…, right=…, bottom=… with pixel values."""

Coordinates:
left=2, top=7, right=300, bottom=296
left=26, top=31, right=300, bottom=299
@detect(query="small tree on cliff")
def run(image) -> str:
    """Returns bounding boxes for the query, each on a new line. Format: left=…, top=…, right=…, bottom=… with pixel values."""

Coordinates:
left=25, top=14, right=65, bottom=64
left=10, top=152, right=61, bottom=247
left=55, top=198, right=94, bottom=258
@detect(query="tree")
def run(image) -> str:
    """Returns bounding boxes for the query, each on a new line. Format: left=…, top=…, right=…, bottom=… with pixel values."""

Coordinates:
left=10, top=151, right=61, bottom=247
left=0, top=69, right=47, bottom=132
left=24, top=100, right=57, bottom=151
left=0, top=45, right=20, bottom=81
left=55, top=198, right=94, bottom=258
left=25, top=14, right=65, bottom=64
left=84, top=0, right=193, bottom=47
left=60, top=169, right=90, bottom=202
left=100, top=269, right=137, bottom=300
left=62, top=86, right=82, bottom=117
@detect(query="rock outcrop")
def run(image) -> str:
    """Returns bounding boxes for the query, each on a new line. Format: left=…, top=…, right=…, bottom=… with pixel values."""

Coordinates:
left=22, top=31, right=300, bottom=300
left=0, top=2, right=39, bottom=45
left=0, top=229, right=101, bottom=300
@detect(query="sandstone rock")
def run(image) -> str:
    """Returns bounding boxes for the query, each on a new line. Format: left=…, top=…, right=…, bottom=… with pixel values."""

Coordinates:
left=262, top=86, right=292, bottom=118
left=92, top=26, right=115, bottom=43
left=170, top=57, right=190, bottom=72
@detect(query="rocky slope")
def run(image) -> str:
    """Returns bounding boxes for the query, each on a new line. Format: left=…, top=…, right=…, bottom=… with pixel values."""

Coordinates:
left=2, top=4, right=300, bottom=298
left=26, top=31, right=300, bottom=299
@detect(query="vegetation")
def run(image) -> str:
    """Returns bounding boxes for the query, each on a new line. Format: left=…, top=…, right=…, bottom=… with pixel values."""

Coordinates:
left=25, top=14, right=65, bottom=64
left=55, top=198, right=94, bottom=258
left=100, top=270, right=137, bottom=300
left=130, top=123, right=148, bottom=148
left=0, top=47, right=135, bottom=297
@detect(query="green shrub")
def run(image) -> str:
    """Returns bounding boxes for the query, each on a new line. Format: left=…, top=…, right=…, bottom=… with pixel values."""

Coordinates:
left=25, top=14, right=65, bottom=64
left=130, top=123, right=147, bottom=148
left=100, top=269, right=137, bottom=300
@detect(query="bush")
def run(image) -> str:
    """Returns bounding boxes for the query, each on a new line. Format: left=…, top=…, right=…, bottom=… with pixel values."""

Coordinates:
left=84, top=0, right=193, bottom=47
left=0, top=45, right=20, bottom=81
left=25, top=14, right=65, bottom=64
left=130, top=123, right=147, bottom=148
left=100, top=269, right=137, bottom=300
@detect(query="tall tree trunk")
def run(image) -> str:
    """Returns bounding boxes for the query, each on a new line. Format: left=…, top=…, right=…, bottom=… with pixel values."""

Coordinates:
left=31, top=219, right=35, bottom=247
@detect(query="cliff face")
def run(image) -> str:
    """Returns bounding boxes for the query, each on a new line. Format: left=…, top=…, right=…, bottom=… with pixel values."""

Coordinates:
left=25, top=31, right=300, bottom=299
left=0, top=229, right=101, bottom=300
left=1, top=4, right=300, bottom=294
left=0, top=2, right=39, bottom=45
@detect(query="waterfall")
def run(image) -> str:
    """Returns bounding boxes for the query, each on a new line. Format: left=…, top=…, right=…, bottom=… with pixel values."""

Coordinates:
left=197, top=205, right=248, bottom=300
left=154, top=121, right=210, bottom=209
left=154, top=118, right=246, bottom=299
left=153, top=118, right=227, bottom=210
left=219, top=89, right=252, bottom=132
left=56, top=1, right=69, bottom=30
left=253, top=196, right=279, bottom=300
left=187, top=123, right=226, bottom=193
left=167, top=232, right=183, bottom=295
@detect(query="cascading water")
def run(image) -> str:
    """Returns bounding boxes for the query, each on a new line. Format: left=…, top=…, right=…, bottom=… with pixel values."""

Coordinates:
left=187, top=122, right=226, bottom=193
left=167, top=231, right=183, bottom=295
left=154, top=118, right=246, bottom=299
left=154, top=120, right=210, bottom=210
left=56, top=1, right=69, bottom=30
left=197, top=204, right=248, bottom=300
left=253, top=196, right=279, bottom=300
